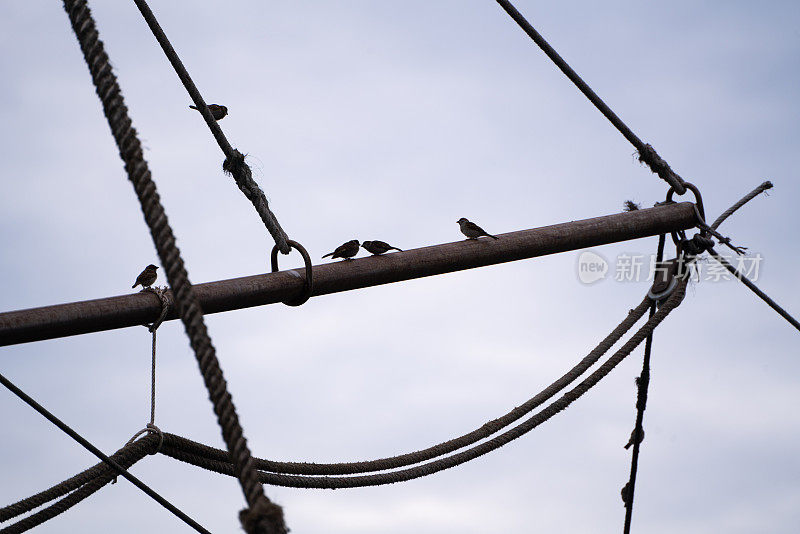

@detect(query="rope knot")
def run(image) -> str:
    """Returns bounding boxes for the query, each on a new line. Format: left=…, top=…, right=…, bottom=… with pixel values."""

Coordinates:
left=637, top=143, right=687, bottom=194
left=239, top=496, right=288, bottom=534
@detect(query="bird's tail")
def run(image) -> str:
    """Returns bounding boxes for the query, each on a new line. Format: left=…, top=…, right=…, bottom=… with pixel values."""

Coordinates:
left=391, top=247, right=403, bottom=252
left=624, top=443, right=632, bottom=450
left=189, top=105, right=198, bottom=110
left=321, top=253, right=333, bottom=258
left=132, top=283, right=138, bottom=289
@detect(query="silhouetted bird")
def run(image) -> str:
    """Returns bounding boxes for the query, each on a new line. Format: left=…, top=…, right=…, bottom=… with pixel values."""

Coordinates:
left=623, top=200, right=641, bottom=212
left=457, top=218, right=498, bottom=240
left=189, top=104, right=228, bottom=121
left=624, top=427, right=645, bottom=450
left=362, top=240, right=402, bottom=255
left=132, top=264, right=158, bottom=289
left=621, top=482, right=631, bottom=508
left=322, top=240, right=360, bottom=260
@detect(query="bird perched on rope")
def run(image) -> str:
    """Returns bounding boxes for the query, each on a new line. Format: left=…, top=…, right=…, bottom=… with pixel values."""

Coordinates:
left=621, top=481, right=631, bottom=508
left=189, top=103, right=228, bottom=121
left=624, top=427, right=645, bottom=449
left=322, top=240, right=360, bottom=260
left=457, top=218, right=498, bottom=240
left=132, top=264, right=158, bottom=289
left=362, top=240, right=403, bottom=255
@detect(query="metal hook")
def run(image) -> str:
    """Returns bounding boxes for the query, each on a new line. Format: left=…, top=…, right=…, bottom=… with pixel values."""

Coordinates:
left=270, top=240, right=313, bottom=307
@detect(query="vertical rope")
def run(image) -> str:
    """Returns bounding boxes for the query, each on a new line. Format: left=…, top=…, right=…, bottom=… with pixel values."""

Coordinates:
left=61, top=1, right=286, bottom=531
left=622, top=234, right=665, bottom=532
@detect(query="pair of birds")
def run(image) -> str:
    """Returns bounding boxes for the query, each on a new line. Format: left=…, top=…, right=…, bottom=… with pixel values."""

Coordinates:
left=322, top=240, right=402, bottom=260
left=322, top=218, right=498, bottom=260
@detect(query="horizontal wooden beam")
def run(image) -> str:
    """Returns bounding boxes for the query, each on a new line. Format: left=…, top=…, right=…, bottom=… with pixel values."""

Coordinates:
left=0, top=202, right=696, bottom=346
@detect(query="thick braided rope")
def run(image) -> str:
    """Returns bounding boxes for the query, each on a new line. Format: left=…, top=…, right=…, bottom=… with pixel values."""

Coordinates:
left=61, top=2, right=285, bottom=531
left=0, top=435, right=157, bottom=523
left=0, top=436, right=157, bottom=534
left=159, top=295, right=652, bottom=477
left=159, top=282, right=686, bottom=488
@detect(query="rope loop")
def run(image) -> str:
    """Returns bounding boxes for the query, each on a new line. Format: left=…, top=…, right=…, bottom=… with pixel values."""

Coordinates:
left=143, top=286, right=171, bottom=332
left=270, top=240, right=313, bottom=307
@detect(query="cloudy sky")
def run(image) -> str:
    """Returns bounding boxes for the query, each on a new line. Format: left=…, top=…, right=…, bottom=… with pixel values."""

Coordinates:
left=2, top=1, right=799, bottom=532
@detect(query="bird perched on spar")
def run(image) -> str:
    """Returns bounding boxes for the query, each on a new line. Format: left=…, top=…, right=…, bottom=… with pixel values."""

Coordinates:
left=132, top=264, right=158, bottom=289
left=457, top=218, right=498, bottom=240
left=189, top=103, right=228, bottom=121
left=321, top=217, right=498, bottom=261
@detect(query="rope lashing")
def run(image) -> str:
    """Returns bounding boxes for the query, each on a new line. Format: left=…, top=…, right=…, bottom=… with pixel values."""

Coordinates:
left=132, top=0, right=291, bottom=255
left=494, top=0, right=687, bottom=194
left=62, top=1, right=286, bottom=531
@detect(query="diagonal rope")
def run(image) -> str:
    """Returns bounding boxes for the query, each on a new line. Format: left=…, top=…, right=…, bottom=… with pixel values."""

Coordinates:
left=0, top=436, right=159, bottom=534
left=711, top=181, right=773, bottom=230
left=131, top=0, right=290, bottom=254
left=62, top=1, right=286, bottom=531
left=708, top=248, right=800, bottom=333
left=158, top=281, right=687, bottom=489
left=494, top=0, right=687, bottom=194
left=0, top=372, right=209, bottom=533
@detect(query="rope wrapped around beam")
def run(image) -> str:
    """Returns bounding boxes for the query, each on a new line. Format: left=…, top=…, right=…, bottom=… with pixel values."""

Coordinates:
left=158, top=282, right=687, bottom=488
left=61, top=1, right=286, bottom=531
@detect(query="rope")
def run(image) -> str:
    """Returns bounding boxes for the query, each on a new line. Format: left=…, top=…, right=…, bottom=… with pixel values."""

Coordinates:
left=0, top=371, right=209, bottom=533
left=622, top=233, right=666, bottom=531
left=0, top=435, right=157, bottom=523
left=131, top=0, right=290, bottom=254
left=62, top=1, right=286, bottom=532
left=711, top=181, right=773, bottom=230
left=708, top=248, right=800, bottom=333
left=494, top=0, right=687, bottom=194
left=0, top=436, right=158, bottom=533
left=158, top=282, right=687, bottom=489
left=160, top=295, right=653, bottom=477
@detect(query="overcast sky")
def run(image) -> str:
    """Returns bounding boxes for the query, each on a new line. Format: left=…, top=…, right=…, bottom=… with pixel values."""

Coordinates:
left=2, top=1, right=799, bottom=533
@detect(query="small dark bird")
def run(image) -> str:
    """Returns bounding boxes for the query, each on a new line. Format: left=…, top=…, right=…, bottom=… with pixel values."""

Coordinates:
left=322, top=240, right=360, bottom=260
left=457, top=218, right=498, bottom=240
left=621, top=482, right=631, bottom=508
left=623, top=200, right=641, bottom=212
left=624, top=427, right=645, bottom=450
left=362, top=240, right=402, bottom=255
left=132, top=264, right=158, bottom=289
left=189, top=104, right=228, bottom=121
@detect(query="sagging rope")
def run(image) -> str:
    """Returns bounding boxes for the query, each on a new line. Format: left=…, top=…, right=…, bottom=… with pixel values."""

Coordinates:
left=494, top=0, right=687, bottom=195
left=131, top=0, right=291, bottom=255
left=154, top=281, right=687, bottom=489
left=62, top=1, right=286, bottom=532
left=0, top=372, right=209, bottom=533
left=0, top=435, right=160, bottom=534
left=165, top=295, right=653, bottom=477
